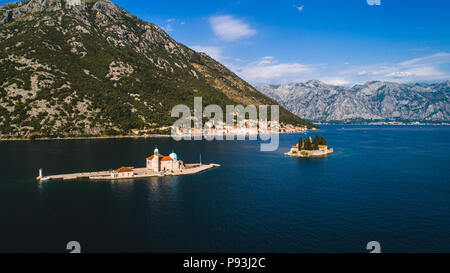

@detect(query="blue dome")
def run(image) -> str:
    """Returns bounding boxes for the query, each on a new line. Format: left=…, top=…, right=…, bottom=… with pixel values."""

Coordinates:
left=169, top=153, right=178, bottom=160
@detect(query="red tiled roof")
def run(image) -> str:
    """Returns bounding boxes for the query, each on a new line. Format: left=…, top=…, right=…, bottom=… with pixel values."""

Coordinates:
left=147, top=155, right=164, bottom=160
left=161, top=156, right=173, bottom=161
left=115, top=167, right=133, bottom=173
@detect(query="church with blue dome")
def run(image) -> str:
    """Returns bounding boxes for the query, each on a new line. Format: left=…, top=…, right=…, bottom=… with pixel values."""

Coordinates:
left=169, top=152, right=178, bottom=160
left=146, top=147, right=184, bottom=173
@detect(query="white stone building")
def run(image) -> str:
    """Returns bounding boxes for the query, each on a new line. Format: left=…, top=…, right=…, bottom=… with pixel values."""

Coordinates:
left=146, top=147, right=184, bottom=172
left=111, top=167, right=135, bottom=178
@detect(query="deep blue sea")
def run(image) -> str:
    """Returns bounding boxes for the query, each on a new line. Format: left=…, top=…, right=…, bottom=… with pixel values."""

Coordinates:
left=0, top=125, right=449, bottom=253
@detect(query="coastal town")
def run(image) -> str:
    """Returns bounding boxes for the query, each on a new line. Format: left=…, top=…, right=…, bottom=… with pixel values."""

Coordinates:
left=37, top=147, right=220, bottom=181
left=1, top=119, right=313, bottom=141
left=170, top=120, right=311, bottom=138
left=286, top=135, right=334, bottom=158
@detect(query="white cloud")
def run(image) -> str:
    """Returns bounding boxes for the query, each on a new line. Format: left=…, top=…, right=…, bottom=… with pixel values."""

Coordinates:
left=386, top=71, right=413, bottom=78
left=163, top=18, right=186, bottom=32
left=341, top=52, right=450, bottom=83
left=227, top=52, right=449, bottom=86
left=405, top=66, right=445, bottom=78
left=357, top=70, right=368, bottom=76
left=230, top=57, right=314, bottom=85
left=209, top=15, right=256, bottom=41
left=398, top=52, right=450, bottom=67
left=190, top=46, right=223, bottom=61
left=296, top=5, right=304, bottom=12
left=258, top=56, right=275, bottom=65
left=319, top=77, right=350, bottom=86
left=163, top=18, right=175, bottom=32
left=163, top=24, right=173, bottom=32
left=198, top=50, right=449, bottom=86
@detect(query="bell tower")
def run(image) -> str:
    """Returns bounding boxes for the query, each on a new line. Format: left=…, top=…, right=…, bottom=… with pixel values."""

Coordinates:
left=152, top=147, right=160, bottom=172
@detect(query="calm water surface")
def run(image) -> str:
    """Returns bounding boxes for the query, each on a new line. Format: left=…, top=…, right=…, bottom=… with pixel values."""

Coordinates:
left=0, top=125, right=449, bottom=253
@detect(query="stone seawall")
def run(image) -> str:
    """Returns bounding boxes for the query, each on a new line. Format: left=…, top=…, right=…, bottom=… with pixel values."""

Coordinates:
left=285, top=148, right=334, bottom=158
left=38, top=164, right=221, bottom=181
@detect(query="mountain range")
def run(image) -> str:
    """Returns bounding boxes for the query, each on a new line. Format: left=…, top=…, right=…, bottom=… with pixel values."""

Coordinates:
left=258, top=80, right=450, bottom=124
left=0, top=0, right=315, bottom=138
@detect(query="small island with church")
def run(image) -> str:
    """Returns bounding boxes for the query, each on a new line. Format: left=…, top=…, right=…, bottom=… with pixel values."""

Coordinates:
left=37, top=147, right=220, bottom=181
left=286, top=135, right=334, bottom=158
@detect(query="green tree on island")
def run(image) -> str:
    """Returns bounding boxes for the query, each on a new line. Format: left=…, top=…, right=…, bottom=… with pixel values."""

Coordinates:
left=313, top=135, right=321, bottom=150
left=304, top=137, right=313, bottom=150
left=298, top=137, right=303, bottom=151
left=319, top=136, right=327, bottom=146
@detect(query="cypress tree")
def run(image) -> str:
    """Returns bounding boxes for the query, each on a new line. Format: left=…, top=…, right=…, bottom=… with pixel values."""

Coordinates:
left=304, top=137, right=313, bottom=150
left=313, top=135, right=320, bottom=150
left=298, top=137, right=303, bottom=151
left=320, top=136, right=327, bottom=146
left=313, top=135, right=320, bottom=144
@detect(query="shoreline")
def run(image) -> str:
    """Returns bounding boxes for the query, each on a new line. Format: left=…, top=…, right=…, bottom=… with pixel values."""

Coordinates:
left=3, top=124, right=450, bottom=142
left=38, top=164, right=221, bottom=181
left=0, top=134, right=173, bottom=142
left=4, top=124, right=448, bottom=142
left=285, top=148, right=334, bottom=158
left=0, top=130, right=312, bottom=142
left=316, top=123, right=450, bottom=126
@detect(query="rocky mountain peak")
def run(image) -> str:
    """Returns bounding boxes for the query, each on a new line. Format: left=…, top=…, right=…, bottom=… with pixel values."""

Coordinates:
left=0, top=0, right=124, bottom=25
left=305, top=79, right=325, bottom=87
left=258, top=80, right=450, bottom=123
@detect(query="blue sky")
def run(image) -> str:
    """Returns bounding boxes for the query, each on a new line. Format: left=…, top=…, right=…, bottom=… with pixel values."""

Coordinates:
left=3, top=0, right=450, bottom=85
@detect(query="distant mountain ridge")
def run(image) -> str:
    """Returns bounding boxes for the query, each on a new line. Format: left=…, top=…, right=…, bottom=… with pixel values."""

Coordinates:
left=257, top=80, right=450, bottom=124
left=0, top=0, right=315, bottom=138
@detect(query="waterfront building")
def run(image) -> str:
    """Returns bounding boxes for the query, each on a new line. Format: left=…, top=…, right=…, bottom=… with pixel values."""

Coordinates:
left=111, top=167, right=135, bottom=178
left=318, top=145, right=328, bottom=151
left=146, top=147, right=184, bottom=172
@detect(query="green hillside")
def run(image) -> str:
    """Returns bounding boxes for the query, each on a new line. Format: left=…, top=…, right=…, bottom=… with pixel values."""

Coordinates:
left=0, top=0, right=316, bottom=138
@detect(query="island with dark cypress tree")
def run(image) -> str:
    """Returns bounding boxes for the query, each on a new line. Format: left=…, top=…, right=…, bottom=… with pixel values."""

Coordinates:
left=286, top=135, right=334, bottom=158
